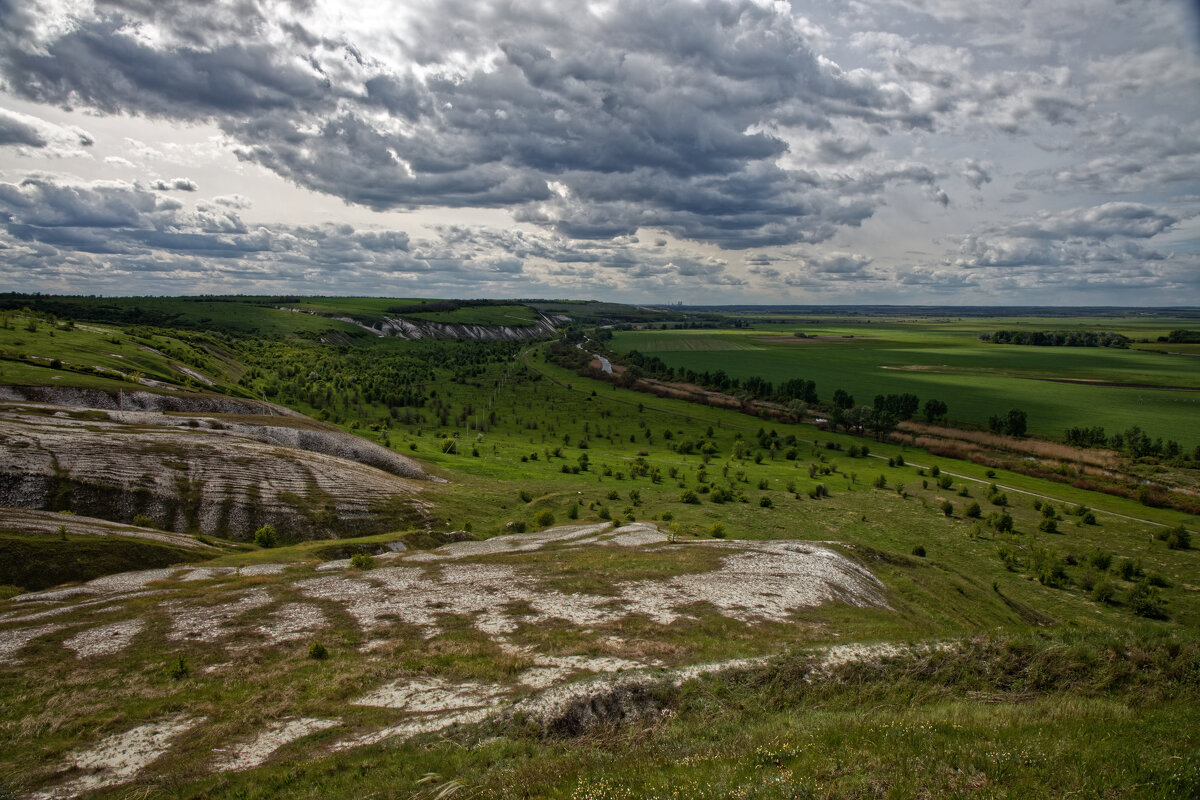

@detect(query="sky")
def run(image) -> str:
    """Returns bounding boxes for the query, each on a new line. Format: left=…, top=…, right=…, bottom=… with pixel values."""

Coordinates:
left=0, top=0, right=1198, bottom=305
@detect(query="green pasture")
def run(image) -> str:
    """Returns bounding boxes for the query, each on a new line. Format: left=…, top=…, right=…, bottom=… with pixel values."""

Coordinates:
left=613, top=324, right=1200, bottom=447
left=3, top=303, right=1200, bottom=798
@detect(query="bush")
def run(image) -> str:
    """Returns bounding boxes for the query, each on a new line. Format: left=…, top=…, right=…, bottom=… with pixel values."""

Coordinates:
left=253, top=524, right=277, bottom=549
left=1082, top=511, right=1097, bottom=525
left=518, top=489, right=533, bottom=503
left=1117, top=558, right=1143, bottom=581
left=989, top=492, right=1008, bottom=507
left=931, top=465, right=940, bottom=477
left=132, top=514, right=154, bottom=528
left=1038, top=519, right=1058, bottom=534
left=940, top=500, right=954, bottom=517
left=964, top=502, right=982, bottom=518
left=938, top=475, right=953, bottom=490
left=1088, top=550, right=1113, bottom=571
left=680, top=489, right=700, bottom=504
left=1163, top=526, right=1192, bottom=550
left=567, top=504, right=579, bottom=520
left=808, top=483, right=829, bottom=499
left=911, top=545, right=926, bottom=557
left=509, top=520, right=528, bottom=533
left=167, top=655, right=189, bottom=680
left=534, top=509, right=555, bottom=527
left=1128, top=581, right=1168, bottom=619
left=759, top=496, right=773, bottom=508
left=709, top=522, right=726, bottom=539
left=1031, top=545, right=1068, bottom=588
left=873, top=474, right=887, bottom=489
left=308, top=642, right=329, bottom=660
left=1090, top=575, right=1116, bottom=604
left=349, top=553, right=374, bottom=570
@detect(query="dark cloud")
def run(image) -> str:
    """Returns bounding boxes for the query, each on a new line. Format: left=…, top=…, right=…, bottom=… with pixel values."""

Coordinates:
left=0, top=109, right=45, bottom=146
left=0, top=107, right=93, bottom=151
left=150, top=177, right=198, bottom=191
left=0, top=0, right=952, bottom=248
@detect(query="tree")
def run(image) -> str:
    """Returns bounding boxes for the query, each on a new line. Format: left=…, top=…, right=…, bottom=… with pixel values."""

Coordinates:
left=867, top=407, right=898, bottom=440
left=253, top=524, right=277, bottom=548
left=923, top=398, right=948, bottom=423
left=832, top=388, right=854, bottom=409
left=1005, top=408, right=1028, bottom=437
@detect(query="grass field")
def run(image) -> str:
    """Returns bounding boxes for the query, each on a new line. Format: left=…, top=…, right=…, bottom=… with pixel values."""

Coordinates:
left=1, top=301, right=1199, bottom=798
left=612, top=319, right=1200, bottom=448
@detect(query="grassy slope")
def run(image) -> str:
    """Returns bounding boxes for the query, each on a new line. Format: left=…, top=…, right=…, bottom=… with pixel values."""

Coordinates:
left=0, top=303, right=1198, bottom=798
left=0, top=532, right=210, bottom=591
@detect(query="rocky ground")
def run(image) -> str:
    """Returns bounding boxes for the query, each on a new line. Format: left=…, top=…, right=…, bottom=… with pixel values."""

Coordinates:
left=0, top=522, right=896, bottom=799
left=0, top=391, right=431, bottom=540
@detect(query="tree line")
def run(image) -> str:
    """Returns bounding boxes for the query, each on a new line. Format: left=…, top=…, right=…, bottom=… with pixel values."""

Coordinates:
left=979, top=330, right=1130, bottom=348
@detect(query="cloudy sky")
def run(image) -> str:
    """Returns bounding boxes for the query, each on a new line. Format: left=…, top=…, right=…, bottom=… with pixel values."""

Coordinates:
left=0, top=0, right=1198, bottom=304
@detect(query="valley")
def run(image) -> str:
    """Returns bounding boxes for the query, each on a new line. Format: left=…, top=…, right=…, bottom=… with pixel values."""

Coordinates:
left=0, top=297, right=1197, bottom=799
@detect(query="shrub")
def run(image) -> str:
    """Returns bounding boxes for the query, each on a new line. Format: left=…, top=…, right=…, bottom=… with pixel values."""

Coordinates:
left=1117, top=558, right=1143, bottom=581
left=940, top=501, right=953, bottom=517
left=757, top=478, right=769, bottom=490
left=964, top=502, right=982, bottom=518
left=1031, top=545, right=1068, bottom=588
left=1164, top=526, right=1192, bottom=550
left=1088, top=550, right=1113, bottom=571
left=993, top=512, right=1014, bottom=533
left=1082, top=511, right=1097, bottom=525
left=911, top=544, right=926, bottom=557
left=989, top=492, right=1008, bottom=507
left=132, top=514, right=154, bottom=528
left=1090, top=575, right=1116, bottom=604
left=1146, top=571, right=1171, bottom=588
left=759, top=496, right=773, bottom=508
left=808, top=483, right=829, bottom=499
left=938, top=475, right=953, bottom=490
left=680, top=489, right=700, bottom=504
left=1127, top=581, right=1168, bottom=619
left=534, top=509, right=555, bottom=527
left=1038, top=519, right=1058, bottom=534
left=709, top=522, right=726, bottom=539
left=349, top=553, right=374, bottom=570
left=567, top=504, right=579, bottom=520
left=660, top=511, right=673, bottom=521
left=873, top=474, right=887, bottom=489
left=894, top=454, right=904, bottom=466
left=509, top=520, right=528, bottom=533
left=308, top=642, right=329, bottom=660
left=957, top=486, right=970, bottom=497
left=167, top=655, right=189, bottom=680
left=253, top=524, right=278, bottom=549
left=518, top=489, right=533, bottom=503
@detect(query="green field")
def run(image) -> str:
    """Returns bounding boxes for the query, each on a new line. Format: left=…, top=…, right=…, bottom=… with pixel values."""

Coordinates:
left=2, top=301, right=1199, bottom=799
left=612, top=318, right=1200, bottom=448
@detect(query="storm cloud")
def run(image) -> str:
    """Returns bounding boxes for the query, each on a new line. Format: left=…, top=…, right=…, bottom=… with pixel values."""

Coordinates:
left=0, top=0, right=1196, bottom=302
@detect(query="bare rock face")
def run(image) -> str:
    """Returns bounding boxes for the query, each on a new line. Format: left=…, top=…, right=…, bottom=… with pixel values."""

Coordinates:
left=0, top=390, right=432, bottom=540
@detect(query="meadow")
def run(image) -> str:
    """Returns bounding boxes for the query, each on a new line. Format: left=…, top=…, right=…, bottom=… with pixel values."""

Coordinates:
left=0, top=301, right=1198, bottom=798
left=611, top=315, right=1200, bottom=448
